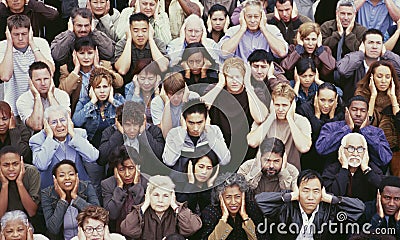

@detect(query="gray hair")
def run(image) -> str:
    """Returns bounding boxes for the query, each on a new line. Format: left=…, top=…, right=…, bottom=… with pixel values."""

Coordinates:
left=211, top=172, right=249, bottom=206
left=43, top=105, right=69, bottom=122
left=180, top=14, right=207, bottom=41
left=243, top=0, right=263, bottom=9
left=1, top=210, right=29, bottom=229
left=336, top=0, right=356, bottom=12
left=341, top=132, right=367, bottom=147
left=146, top=175, right=175, bottom=195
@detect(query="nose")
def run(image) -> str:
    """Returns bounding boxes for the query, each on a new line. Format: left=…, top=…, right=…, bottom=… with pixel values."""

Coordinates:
left=279, top=106, right=284, bottom=111
left=356, top=109, right=361, bottom=116
left=65, top=174, right=70, bottom=180
left=388, top=199, right=395, bottom=206
left=157, top=196, right=163, bottom=202
left=124, top=168, right=130, bottom=177
left=18, top=34, right=23, bottom=41
left=11, top=229, right=19, bottom=237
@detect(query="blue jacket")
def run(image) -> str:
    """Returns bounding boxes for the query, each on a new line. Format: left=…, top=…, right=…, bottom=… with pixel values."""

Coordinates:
left=72, top=94, right=125, bottom=141
left=29, top=128, right=99, bottom=189
left=41, top=180, right=99, bottom=239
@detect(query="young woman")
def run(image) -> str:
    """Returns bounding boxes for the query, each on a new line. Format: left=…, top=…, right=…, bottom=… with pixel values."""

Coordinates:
left=0, top=210, right=48, bottom=240
left=355, top=60, right=400, bottom=176
left=120, top=175, right=202, bottom=239
left=176, top=151, right=220, bottom=214
left=59, top=37, right=123, bottom=113
left=281, top=22, right=336, bottom=80
left=41, top=160, right=99, bottom=240
left=199, top=173, right=266, bottom=239
left=125, top=59, right=161, bottom=124
left=72, top=206, right=125, bottom=240
left=178, top=42, right=219, bottom=94
left=297, top=82, right=344, bottom=172
left=290, top=58, right=342, bottom=107
left=206, top=4, right=230, bottom=43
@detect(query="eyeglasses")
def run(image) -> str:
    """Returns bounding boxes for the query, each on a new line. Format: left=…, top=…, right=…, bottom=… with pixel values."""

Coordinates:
left=344, top=146, right=365, bottom=153
left=49, top=118, right=67, bottom=127
left=185, top=28, right=203, bottom=35
left=83, top=225, right=105, bottom=235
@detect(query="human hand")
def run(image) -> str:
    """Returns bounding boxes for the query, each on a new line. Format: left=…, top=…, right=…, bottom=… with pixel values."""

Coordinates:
left=103, top=225, right=112, bottom=240
left=67, top=115, right=75, bottom=138
left=53, top=175, right=67, bottom=200
left=94, top=47, right=100, bottom=68
left=369, top=74, right=378, bottom=98
left=260, top=10, right=267, bottom=30
left=239, top=8, right=247, bottom=31
left=71, top=174, right=79, bottom=200
left=0, top=169, right=8, bottom=185
left=28, top=26, right=34, bottom=46
left=296, top=31, right=303, bottom=46
left=336, top=13, right=344, bottom=36
left=219, top=194, right=229, bottom=222
left=149, top=24, right=155, bottom=40
left=134, top=164, right=140, bottom=184
left=329, top=95, right=338, bottom=119
left=181, top=61, right=190, bottom=79
left=291, top=185, right=299, bottom=201
left=345, top=107, right=354, bottom=130
left=72, top=50, right=80, bottom=71
left=268, top=99, right=277, bottom=121
left=321, top=187, right=332, bottom=203
left=314, top=93, right=321, bottom=119
left=170, top=191, right=179, bottom=211
left=187, top=160, right=195, bottom=184
left=239, top=192, right=248, bottom=220
left=43, top=118, right=53, bottom=139
left=274, top=6, right=280, bottom=21
left=182, top=83, right=190, bottom=103
left=286, top=100, right=296, bottom=121
left=381, top=44, right=387, bottom=56
left=201, top=59, right=212, bottom=79
left=282, top=153, right=287, bottom=170
left=360, top=147, right=370, bottom=171
left=5, top=27, right=11, bottom=42
left=114, top=167, right=124, bottom=188
left=207, top=164, right=219, bottom=187
left=388, top=79, right=397, bottom=100
left=291, top=1, right=298, bottom=19
left=141, top=191, right=151, bottom=213
left=26, top=225, right=34, bottom=240
left=359, top=42, right=365, bottom=53
left=345, top=14, right=355, bottom=35
left=159, top=86, right=169, bottom=103
left=8, top=112, right=16, bottom=129
left=338, top=145, right=348, bottom=169
left=108, top=86, right=114, bottom=104
left=115, top=118, right=124, bottom=134
left=77, top=226, right=87, bottom=240
left=125, top=28, right=132, bottom=40
left=376, top=190, right=384, bottom=218
left=1, top=0, right=8, bottom=8
left=89, top=87, right=98, bottom=104
left=29, top=80, right=40, bottom=98
left=16, top=157, right=25, bottom=185
left=317, top=33, right=322, bottom=47
left=68, top=18, right=73, bottom=31
left=360, top=112, right=369, bottom=129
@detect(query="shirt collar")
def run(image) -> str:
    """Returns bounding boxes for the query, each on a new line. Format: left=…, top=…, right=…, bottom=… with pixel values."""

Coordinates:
left=299, top=202, right=319, bottom=220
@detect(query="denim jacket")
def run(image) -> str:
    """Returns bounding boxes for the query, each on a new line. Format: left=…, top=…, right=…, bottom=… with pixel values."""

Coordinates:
left=41, top=180, right=100, bottom=239
left=72, top=94, right=125, bottom=141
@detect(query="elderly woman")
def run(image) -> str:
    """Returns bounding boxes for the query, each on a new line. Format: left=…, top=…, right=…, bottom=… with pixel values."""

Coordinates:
left=0, top=210, right=48, bottom=240
left=120, top=175, right=202, bottom=239
left=199, top=172, right=265, bottom=239
left=355, top=60, right=400, bottom=176
left=41, top=160, right=99, bottom=240
left=281, top=22, right=336, bottom=80
left=72, top=206, right=125, bottom=240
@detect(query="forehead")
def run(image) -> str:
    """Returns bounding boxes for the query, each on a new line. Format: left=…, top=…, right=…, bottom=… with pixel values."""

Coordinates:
left=211, top=10, right=226, bottom=18
left=276, top=1, right=292, bottom=9
left=273, top=96, right=291, bottom=105
left=140, top=0, right=157, bottom=4
left=57, top=164, right=75, bottom=173
left=374, top=65, right=391, bottom=74
left=48, top=111, right=65, bottom=121
left=11, top=27, right=28, bottom=34
left=261, top=151, right=282, bottom=160
left=195, top=156, right=212, bottom=166
left=131, top=21, right=148, bottom=28
left=365, top=34, right=383, bottom=42
left=0, top=152, right=20, bottom=162
left=188, top=52, right=204, bottom=60
left=300, top=178, right=321, bottom=189
left=245, top=5, right=261, bottom=14
left=224, top=185, right=241, bottom=195
left=120, top=158, right=135, bottom=167
left=84, top=218, right=103, bottom=227
left=226, top=67, right=243, bottom=76
left=151, top=187, right=171, bottom=195
left=350, top=100, right=367, bottom=109
left=74, top=16, right=90, bottom=24
left=299, top=68, right=315, bottom=76
left=382, top=186, right=400, bottom=195
left=318, top=88, right=336, bottom=98
left=344, top=135, right=364, bottom=146
left=338, top=6, right=354, bottom=13
left=252, top=60, right=268, bottom=66
left=32, top=68, right=51, bottom=78
left=186, top=112, right=206, bottom=121
left=4, top=220, right=25, bottom=228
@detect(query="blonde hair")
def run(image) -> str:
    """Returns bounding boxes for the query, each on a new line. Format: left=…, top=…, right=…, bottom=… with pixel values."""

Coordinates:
left=222, top=57, right=246, bottom=78
left=296, top=22, right=320, bottom=44
left=272, top=83, right=296, bottom=102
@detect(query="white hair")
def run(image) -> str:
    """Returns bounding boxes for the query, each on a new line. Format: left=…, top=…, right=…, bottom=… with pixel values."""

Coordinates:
left=179, top=14, right=207, bottom=42
left=341, top=132, right=367, bottom=147
left=336, top=0, right=356, bottom=12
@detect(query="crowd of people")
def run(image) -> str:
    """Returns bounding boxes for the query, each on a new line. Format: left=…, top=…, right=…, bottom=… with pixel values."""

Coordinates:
left=0, top=0, right=400, bottom=239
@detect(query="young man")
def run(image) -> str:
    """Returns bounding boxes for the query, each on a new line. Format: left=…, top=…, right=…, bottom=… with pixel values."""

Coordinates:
left=219, top=0, right=288, bottom=61
left=238, top=137, right=298, bottom=194
left=247, top=82, right=311, bottom=170
left=256, top=169, right=365, bottom=239
left=16, top=62, right=70, bottom=132
left=114, top=12, right=168, bottom=83
left=163, top=99, right=230, bottom=171
left=336, top=28, right=400, bottom=101
left=0, top=146, right=40, bottom=218
left=0, top=15, right=54, bottom=117
left=29, top=105, right=99, bottom=189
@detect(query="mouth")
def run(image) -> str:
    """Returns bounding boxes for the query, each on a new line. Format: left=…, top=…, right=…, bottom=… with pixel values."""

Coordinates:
left=229, top=206, right=239, bottom=211
left=8, top=173, right=16, bottom=178
left=64, top=182, right=73, bottom=187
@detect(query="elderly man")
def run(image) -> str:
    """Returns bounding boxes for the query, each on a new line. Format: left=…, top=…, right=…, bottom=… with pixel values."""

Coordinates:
left=238, top=137, right=298, bottom=194
left=87, top=0, right=120, bottom=42
left=266, top=0, right=311, bottom=44
left=322, top=132, right=383, bottom=202
left=16, top=61, right=70, bottom=132
left=51, top=8, right=114, bottom=66
left=29, top=105, right=99, bottom=189
left=167, top=14, right=218, bottom=66
left=336, top=28, right=400, bottom=101
left=0, top=0, right=58, bottom=40
left=219, top=0, right=288, bottom=61
left=316, top=95, right=392, bottom=169
left=256, top=169, right=365, bottom=239
left=0, top=15, right=54, bottom=118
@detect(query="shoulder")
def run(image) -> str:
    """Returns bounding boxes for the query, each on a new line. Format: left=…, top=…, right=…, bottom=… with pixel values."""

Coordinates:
left=286, top=163, right=299, bottom=175
left=188, top=91, right=200, bottom=99
left=24, top=164, right=40, bottom=175
left=101, top=176, right=117, bottom=187
left=30, top=130, right=47, bottom=143
left=73, top=128, right=88, bottom=137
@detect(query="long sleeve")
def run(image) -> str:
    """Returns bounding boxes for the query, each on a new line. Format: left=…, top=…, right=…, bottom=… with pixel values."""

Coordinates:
left=360, top=126, right=392, bottom=166
left=153, top=12, right=172, bottom=44
left=120, top=206, right=143, bottom=239
left=162, top=127, right=186, bottom=167
left=9, top=125, right=32, bottom=164
left=30, top=132, right=59, bottom=171
left=98, top=126, right=124, bottom=166
left=322, top=163, right=349, bottom=197
left=27, top=0, right=59, bottom=20
left=139, top=126, right=165, bottom=160
left=315, top=121, right=351, bottom=155
left=207, top=220, right=233, bottom=240
left=91, top=29, right=115, bottom=61
left=68, top=129, right=99, bottom=162
left=58, top=64, right=80, bottom=95
left=51, top=30, right=75, bottom=64
left=177, top=203, right=202, bottom=237
left=336, top=51, right=364, bottom=78
left=206, top=126, right=231, bottom=166
left=315, top=46, right=336, bottom=76
left=255, top=191, right=289, bottom=217
left=336, top=196, right=365, bottom=222
left=72, top=98, right=95, bottom=127
left=101, top=178, right=126, bottom=220
left=382, top=50, right=400, bottom=76
left=41, top=190, right=69, bottom=235
left=72, top=182, right=100, bottom=210
left=280, top=44, right=301, bottom=72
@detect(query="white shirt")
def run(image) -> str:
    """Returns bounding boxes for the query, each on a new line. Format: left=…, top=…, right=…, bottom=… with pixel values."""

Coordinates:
left=296, top=203, right=319, bottom=240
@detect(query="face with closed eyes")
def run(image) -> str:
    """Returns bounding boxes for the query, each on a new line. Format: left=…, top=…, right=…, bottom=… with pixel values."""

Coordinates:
left=149, top=187, right=172, bottom=214
left=373, top=65, right=392, bottom=92
left=193, top=156, right=213, bottom=183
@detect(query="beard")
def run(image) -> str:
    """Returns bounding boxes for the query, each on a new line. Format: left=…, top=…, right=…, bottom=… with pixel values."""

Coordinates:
left=262, top=167, right=280, bottom=176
